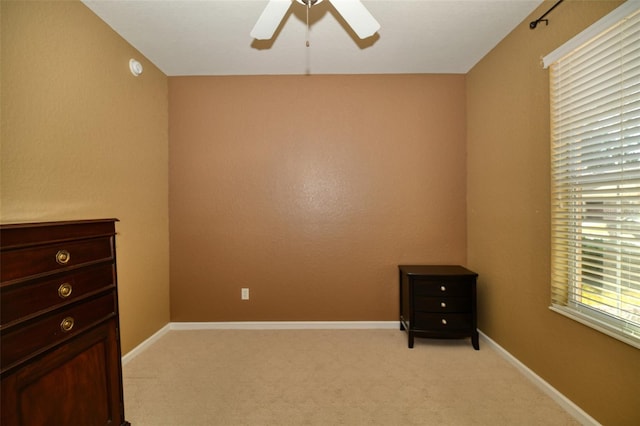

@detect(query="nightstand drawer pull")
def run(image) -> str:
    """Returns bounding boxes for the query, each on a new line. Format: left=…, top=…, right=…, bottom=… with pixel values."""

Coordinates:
left=441, top=319, right=447, bottom=325
left=55, top=250, right=71, bottom=265
left=440, top=302, right=446, bottom=308
left=440, top=285, right=446, bottom=292
left=60, top=317, right=75, bottom=332
left=58, top=283, right=73, bottom=298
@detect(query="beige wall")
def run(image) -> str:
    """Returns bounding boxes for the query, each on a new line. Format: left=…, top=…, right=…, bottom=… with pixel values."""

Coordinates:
left=467, top=1, right=638, bottom=425
left=169, top=75, right=467, bottom=321
left=0, top=0, right=170, bottom=354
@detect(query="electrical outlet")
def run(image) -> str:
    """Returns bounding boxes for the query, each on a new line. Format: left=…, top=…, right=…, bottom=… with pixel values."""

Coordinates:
left=241, top=288, right=249, bottom=300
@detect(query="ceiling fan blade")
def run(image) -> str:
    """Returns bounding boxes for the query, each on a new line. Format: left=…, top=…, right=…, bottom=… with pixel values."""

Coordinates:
left=250, top=0, right=292, bottom=40
left=329, top=0, right=380, bottom=39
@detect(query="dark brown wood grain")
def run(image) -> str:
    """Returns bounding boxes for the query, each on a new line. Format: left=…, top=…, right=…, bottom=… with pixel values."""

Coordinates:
left=1, top=220, right=129, bottom=426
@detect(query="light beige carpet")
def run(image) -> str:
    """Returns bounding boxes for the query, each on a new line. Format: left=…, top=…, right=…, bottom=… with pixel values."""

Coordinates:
left=122, top=329, right=580, bottom=426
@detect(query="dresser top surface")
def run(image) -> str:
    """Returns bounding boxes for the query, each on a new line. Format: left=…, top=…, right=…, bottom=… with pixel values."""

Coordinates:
left=0, top=218, right=118, bottom=229
left=398, top=265, right=477, bottom=277
left=0, top=219, right=118, bottom=250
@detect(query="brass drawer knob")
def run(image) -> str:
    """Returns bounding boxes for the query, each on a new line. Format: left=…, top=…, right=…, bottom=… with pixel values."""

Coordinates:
left=55, top=250, right=71, bottom=265
left=441, top=319, right=447, bottom=325
left=60, top=317, right=75, bottom=332
left=440, top=302, right=447, bottom=308
left=440, top=285, right=446, bottom=292
left=58, top=283, right=73, bottom=298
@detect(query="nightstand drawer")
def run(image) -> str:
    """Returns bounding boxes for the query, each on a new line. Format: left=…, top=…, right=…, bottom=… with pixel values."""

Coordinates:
left=413, top=279, right=470, bottom=297
left=414, top=312, right=472, bottom=330
left=1, top=264, right=116, bottom=326
left=414, top=296, right=471, bottom=312
left=0, top=237, right=114, bottom=283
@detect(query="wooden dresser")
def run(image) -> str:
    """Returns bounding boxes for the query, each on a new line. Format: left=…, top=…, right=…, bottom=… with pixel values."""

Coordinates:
left=0, top=219, right=129, bottom=426
left=399, top=265, right=479, bottom=350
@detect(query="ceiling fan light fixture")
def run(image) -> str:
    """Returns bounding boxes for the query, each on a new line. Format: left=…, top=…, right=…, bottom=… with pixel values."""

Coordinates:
left=250, top=0, right=380, bottom=41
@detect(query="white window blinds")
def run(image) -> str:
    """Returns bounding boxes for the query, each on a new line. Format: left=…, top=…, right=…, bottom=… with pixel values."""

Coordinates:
left=547, top=3, right=640, bottom=348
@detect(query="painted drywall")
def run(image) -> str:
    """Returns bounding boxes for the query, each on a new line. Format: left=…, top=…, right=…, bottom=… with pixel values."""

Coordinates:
left=169, top=75, right=467, bottom=321
left=0, top=0, right=170, bottom=354
left=466, top=1, right=638, bottom=425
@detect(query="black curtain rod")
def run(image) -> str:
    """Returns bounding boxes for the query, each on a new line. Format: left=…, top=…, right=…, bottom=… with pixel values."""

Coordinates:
left=530, top=0, right=564, bottom=29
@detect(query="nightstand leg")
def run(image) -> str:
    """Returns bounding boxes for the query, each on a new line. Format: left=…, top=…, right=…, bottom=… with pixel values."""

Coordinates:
left=408, top=332, right=414, bottom=348
left=472, top=331, right=479, bottom=350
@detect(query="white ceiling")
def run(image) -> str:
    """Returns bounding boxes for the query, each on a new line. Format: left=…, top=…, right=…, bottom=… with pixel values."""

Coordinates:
left=81, top=0, right=544, bottom=76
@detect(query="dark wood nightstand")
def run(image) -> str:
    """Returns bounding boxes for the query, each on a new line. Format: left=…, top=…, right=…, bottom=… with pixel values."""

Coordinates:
left=399, top=265, right=479, bottom=350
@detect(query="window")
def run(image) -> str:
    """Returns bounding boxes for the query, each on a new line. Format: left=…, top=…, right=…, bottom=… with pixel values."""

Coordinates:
left=545, top=2, right=640, bottom=348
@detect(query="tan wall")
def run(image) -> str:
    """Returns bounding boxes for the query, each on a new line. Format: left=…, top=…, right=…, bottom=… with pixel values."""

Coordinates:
left=467, top=1, right=638, bottom=424
left=0, top=0, right=170, bottom=354
left=169, top=75, right=467, bottom=321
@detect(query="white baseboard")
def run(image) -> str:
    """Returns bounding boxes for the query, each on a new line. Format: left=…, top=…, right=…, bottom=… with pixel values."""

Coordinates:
left=121, top=323, right=171, bottom=366
left=169, top=321, right=399, bottom=330
left=478, top=331, right=600, bottom=426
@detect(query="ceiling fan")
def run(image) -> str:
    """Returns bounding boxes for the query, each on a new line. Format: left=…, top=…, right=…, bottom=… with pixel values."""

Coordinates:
left=250, top=0, right=380, bottom=41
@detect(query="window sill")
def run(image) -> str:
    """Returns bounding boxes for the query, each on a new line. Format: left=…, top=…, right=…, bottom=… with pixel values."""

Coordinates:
left=549, top=305, right=640, bottom=350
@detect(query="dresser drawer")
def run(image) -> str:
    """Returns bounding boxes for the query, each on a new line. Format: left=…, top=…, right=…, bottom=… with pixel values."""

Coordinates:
left=0, top=237, right=114, bottom=283
left=1, top=264, right=115, bottom=326
left=413, top=312, right=472, bottom=330
left=413, top=279, right=470, bottom=297
left=1, top=292, right=116, bottom=373
left=414, top=296, right=471, bottom=313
